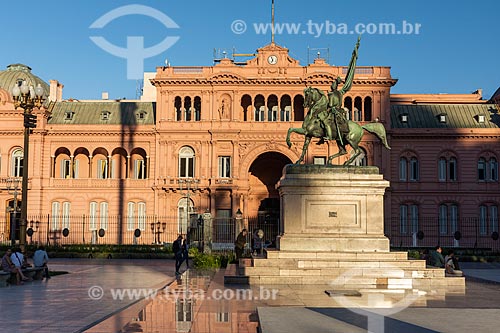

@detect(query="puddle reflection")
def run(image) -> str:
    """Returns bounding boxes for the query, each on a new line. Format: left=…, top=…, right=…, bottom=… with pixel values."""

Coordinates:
left=119, top=270, right=259, bottom=333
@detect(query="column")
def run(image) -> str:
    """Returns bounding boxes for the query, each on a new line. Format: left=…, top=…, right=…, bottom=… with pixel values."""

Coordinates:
left=70, top=155, right=74, bottom=179
left=126, top=155, right=131, bottom=179
left=88, top=155, right=93, bottom=178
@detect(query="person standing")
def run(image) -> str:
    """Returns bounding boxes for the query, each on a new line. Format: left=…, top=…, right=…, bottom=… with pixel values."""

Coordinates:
left=33, top=246, right=50, bottom=279
left=234, top=229, right=248, bottom=260
left=173, top=235, right=183, bottom=276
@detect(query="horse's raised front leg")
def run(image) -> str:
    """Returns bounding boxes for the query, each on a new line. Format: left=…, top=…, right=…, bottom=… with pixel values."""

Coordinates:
left=296, top=136, right=311, bottom=164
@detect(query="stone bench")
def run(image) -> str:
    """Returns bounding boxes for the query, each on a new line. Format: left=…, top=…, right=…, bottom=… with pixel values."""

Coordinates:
left=0, top=267, right=44, bottom=287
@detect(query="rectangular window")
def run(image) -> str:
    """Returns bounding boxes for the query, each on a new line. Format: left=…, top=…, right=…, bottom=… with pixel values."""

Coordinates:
left=255, top=106, right=265, bottom=121
left=135, top=159, right=146, bottom=179
left=73, top=160, right=79, bottom=179
left=478, top=160, right=486, bottom=181
left=281, top=107, right=291, bottom=121
left=490, top=206, right=498, bottom=233
left=490, top=159, right=498, bottom=181
left=218, top=156, right=231, bottom=178
left=97, top=159, right=108, bottom=179
left=438, top=159, right=446, bottom=182
left=138, top=202, right=146, bottom=230
left=399, top=158, right=407, bottom=181
left=410, top=158, right=419, bottom=181
left=51, top=202, right=60, bottom=230
left=409, top=205, right=418, bottom=233
left=216, top=312, right=229, bottom=323
left=449, top=158, right=457, bottom=181
left=14, top=156, right=23, bottom=177
left=127, top=202, right=135, bottom=231
left=62, top=202, right=71, bottom=230
left=268, top=108, right=277, bottom=122
left=399, top=205, right=408, bottom=234
left=179, top=158, right=194, bottom=178
left=450, top=204, right=458, bottom=233
left=479, top=205, right=487, bottom=235
left=100, top=202, right=108, bottom=230
left=439, top=205, right=448, bottom=235
left=89, top=202, right=98, bottom=230
left=61, top=159, right=71, bottom=178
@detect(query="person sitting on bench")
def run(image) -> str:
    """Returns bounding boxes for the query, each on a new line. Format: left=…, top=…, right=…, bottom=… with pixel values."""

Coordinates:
left=2, top=248, right=29, bottom=285
left=34, top=246, right=50, bottom=279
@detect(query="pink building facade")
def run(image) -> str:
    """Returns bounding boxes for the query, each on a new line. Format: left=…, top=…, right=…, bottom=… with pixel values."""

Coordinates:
left=0, top=44, right=498, bottom=249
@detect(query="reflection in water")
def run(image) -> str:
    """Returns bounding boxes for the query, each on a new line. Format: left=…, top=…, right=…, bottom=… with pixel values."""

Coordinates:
left=119, top=270, right=259, bottom=333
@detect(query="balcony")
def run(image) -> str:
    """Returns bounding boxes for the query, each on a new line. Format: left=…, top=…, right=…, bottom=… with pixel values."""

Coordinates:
left=49, top=178, right=151, bottom=188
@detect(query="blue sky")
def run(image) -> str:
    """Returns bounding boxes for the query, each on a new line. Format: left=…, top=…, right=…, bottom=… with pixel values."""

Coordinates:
left=1, top=0, right=498, bottom=100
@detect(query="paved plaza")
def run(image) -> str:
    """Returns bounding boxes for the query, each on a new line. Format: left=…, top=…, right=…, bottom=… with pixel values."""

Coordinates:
left=1, top=259, right=500, bottom=332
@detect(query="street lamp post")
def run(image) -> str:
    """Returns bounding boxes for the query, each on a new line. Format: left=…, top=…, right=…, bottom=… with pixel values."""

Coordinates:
left=6, top=177, right=21, bottom=245
left=178, top=178, right=199, bottom=237
left=12, top=81, right=45, bottom=252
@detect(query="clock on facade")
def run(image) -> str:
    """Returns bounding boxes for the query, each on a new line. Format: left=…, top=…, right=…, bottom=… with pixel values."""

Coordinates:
left=267, top=55, right=278, bottom=65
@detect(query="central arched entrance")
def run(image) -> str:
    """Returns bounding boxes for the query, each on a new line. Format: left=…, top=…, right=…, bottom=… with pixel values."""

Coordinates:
left=248, top=152, right=292, bottom=218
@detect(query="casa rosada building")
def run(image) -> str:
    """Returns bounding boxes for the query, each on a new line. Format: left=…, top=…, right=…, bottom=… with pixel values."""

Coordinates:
left=0, top=42, right=499, bottom=249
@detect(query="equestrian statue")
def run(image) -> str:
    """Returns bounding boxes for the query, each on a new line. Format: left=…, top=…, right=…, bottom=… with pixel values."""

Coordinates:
left=286, top=36, right=391, bottom=165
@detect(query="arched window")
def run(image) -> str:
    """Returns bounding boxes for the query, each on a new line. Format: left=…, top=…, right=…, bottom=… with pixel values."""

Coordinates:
left=280, top=95, right=291, bottom=121
left=490, top=157, right=498, bottom=181
left=363, top=96, right=372, bottom=121
left=194, top=96, right=201, bottom=121
left=354, top=96, right=362, bottom=121
left=267, top=95, right=278, bottom=122
left=438, top=156, right=457, bottom=182
left=241, top=94, right=252, bottom=122
left=179, top=147, right=195, bottom=178
left=254, top=95, right=265, bottom=121
left=410, top=157, right=419, bottom=181
left=11, top=149, right=23, bottom=177
left=175, top=96, right=182, bottom=121
left=184, top=97, right=192, bottom=121
left=399, top=157, right=407, bottom=181
left=293, top=95, right=304, bottom=121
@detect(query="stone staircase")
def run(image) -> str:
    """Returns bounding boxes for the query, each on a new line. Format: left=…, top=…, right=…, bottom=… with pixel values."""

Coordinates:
left=225, top=249, right=465, bottom=292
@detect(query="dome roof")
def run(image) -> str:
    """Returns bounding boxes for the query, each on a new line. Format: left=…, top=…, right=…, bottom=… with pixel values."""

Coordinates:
left=0, top=64, right=50, bottom=97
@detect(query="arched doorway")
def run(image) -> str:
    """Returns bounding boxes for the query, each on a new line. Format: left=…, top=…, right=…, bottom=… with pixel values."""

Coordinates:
left=248, top=152, right=292, bottom=218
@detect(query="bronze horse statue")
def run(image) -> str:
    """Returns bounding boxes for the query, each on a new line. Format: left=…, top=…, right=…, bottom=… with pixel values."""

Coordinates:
left=286, top=87, right=391, bottom=165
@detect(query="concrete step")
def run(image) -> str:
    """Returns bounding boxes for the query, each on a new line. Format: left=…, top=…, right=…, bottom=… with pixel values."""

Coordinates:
left=250, top=258, right=427, bottom=269
left=264, top=248, right=409, bottom=261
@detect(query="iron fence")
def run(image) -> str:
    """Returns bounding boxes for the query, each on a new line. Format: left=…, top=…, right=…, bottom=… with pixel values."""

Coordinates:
left=2, top=214, right=497, bottom=252
left=386, top=217, right=500, bottom=251
left=0, top=214, right=281, bottom=251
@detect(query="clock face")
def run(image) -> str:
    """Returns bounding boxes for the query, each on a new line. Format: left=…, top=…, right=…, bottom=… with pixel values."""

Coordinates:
left=267, top=55, right=278, bottom=65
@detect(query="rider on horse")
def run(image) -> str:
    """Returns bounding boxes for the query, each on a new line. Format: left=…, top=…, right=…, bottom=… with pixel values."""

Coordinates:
left=325, top=77, right=350, bottom=143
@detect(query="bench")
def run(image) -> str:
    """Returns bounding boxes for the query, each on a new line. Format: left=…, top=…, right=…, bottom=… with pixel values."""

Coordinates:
left=0, top=267, right=44, bottom=287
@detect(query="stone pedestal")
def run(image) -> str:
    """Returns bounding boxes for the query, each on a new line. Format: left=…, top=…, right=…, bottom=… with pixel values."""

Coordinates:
left=277, top=165, right=389, bottom=252
left=225, top=164, right=465, bottom=292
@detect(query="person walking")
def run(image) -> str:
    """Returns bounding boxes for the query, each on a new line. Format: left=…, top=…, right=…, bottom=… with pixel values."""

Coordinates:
left=173, top=235, right=183, bottom=276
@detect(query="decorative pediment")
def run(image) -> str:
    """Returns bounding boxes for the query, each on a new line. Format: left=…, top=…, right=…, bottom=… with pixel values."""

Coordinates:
left=208, top=73, right=245, bottom=82
left=304, top=73, right=337, bottom=82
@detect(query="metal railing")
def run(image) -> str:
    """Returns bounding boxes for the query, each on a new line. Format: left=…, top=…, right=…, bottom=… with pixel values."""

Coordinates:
left=386, top=217, right=500, bottom=251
